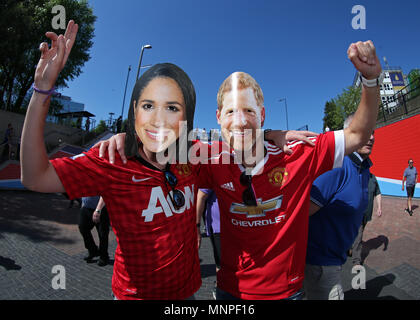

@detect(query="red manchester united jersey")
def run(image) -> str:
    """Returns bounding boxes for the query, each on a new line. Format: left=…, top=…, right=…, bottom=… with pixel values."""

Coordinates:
left=200, top=131, right=344, bottom=299
left=50, top=148, right=201, bottom=300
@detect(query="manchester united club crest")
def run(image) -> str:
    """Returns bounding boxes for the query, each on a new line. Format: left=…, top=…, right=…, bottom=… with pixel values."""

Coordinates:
left=268, top=167, right=288, bottom=187
left=176, top=164, right=192, bottom=176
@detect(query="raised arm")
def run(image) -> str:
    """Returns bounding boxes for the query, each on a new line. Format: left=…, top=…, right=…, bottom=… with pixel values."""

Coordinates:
left=344, top=41, right=381, bottom=155
left=20, top=21, right=79, bottom=192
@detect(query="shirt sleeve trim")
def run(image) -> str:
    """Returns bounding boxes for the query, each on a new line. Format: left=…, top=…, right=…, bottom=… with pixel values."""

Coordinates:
left=310, top=196, right=324, bottom=208
left=333, top=130, right=345, bottom=169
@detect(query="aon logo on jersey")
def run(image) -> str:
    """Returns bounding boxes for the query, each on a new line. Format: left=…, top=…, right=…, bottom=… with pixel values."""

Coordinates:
left=142, top=185, right=195, bottom=222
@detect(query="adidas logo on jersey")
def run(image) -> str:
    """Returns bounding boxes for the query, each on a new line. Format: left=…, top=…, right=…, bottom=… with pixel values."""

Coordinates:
left=220, top=182, right=235, bottom=191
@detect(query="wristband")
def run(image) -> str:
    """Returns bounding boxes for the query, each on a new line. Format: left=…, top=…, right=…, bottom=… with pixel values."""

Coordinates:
left=95, top=210, right=101, bottom=214
left=32, top=83, right=61, bottom=102
left=360, top=73, right=384, bottom=88
left=264, top=129, right=272, bottom=141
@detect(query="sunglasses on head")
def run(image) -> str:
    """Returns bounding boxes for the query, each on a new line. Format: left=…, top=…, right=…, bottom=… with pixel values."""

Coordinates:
left=240, top=171, right=257, bottom=206
left=164, top=166, right=185, bottom=210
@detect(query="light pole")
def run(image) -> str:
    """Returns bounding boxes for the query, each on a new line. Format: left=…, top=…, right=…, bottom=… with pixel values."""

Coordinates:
left=278, top=98, right=289, bottom=130
left=136, top=44, right=152, bottom=81
left=108, top=112, right=115, bottom=131
left=120, top=65, right=131, bottom=120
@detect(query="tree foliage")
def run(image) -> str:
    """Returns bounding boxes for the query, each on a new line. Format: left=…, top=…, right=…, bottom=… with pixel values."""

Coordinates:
left=408, top=69, right=420, bottom=98
left=0, top=0, right=96, bottom=112
left=323, top=85, right=362, bottom=130
left=322, top=99, right=343, bottom=131
left=94, top=120, right=108, bottom=135
left=408, top=69, right=420, bottom=84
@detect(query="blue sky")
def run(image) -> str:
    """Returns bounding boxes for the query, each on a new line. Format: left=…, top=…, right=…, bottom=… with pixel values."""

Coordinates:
left=61, top=0, right=420, bottom=133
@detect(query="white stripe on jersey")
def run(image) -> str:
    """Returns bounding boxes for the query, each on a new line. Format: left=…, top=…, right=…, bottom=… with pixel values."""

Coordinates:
left=283, top=132, right=344, bottom=169
left=266, top=144, right=280, bottom=151
left=267, top=149, right=283, bottom=156
left=333, top=130, right=345, bottom=169
left=286, top=136, right=318, bottom=149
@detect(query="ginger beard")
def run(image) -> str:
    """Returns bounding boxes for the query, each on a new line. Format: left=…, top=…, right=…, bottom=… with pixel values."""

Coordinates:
left=134, top=77, right=186, bottom=156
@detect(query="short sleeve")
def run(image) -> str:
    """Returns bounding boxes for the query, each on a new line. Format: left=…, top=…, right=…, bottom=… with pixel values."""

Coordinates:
left=333, top=130, right=345, bottom=169
left=310, top=166, right=344, bottom=208
left=50, top=148, right=109, bottom=199
left=199, top=188, right=212, bottom=195
left=372, top=175, right=381, bottom=196
left=309, top=130, right=345, bottom=181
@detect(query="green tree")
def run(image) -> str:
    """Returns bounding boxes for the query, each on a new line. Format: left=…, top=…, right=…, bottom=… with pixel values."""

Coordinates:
left=335, top=85, right=362, bottom=116
left=322, top=99, right=344, bottom=131
left=323, top=85, right=362, bottom=130
left=94, top=120, right=108, bottom=135
left=0, top=0, right=96, bottom=111
left=122, top=118, right=128, bottom=132
left=408, top=69, right=420, bottom=98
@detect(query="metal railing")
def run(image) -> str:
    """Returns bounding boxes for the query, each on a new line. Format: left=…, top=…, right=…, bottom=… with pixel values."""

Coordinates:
left=377, top=78, right=420, bottom=127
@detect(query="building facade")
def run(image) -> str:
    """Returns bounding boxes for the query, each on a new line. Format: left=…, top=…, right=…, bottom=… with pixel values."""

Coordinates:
left=353, top=66, right=408, bottom=113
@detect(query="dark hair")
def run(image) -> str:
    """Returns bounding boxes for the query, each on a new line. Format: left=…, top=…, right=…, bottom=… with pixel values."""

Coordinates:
left=125, top=63, right=196, bottom=160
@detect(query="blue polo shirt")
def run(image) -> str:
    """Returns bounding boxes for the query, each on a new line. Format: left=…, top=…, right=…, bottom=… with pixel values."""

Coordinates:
left=306, top=153, right=371, bottom=266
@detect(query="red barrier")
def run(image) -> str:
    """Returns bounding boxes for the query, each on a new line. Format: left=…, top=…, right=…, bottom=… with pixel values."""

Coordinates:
left=370, top=114, right=420, bottom=180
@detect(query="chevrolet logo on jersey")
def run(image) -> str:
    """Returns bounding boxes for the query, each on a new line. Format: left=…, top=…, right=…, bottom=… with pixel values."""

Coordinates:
left=230, top=195, right=283, bottom=218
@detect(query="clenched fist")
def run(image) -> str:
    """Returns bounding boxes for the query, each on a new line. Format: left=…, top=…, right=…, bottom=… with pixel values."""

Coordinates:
left=347, top=40, right=381, bottom=80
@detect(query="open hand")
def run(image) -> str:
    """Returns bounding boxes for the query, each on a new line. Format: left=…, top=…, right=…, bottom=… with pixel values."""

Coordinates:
left=34, top=20, right=78, bottom=90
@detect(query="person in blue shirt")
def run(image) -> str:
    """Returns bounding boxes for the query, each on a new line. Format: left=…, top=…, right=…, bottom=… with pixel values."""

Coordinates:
left=402, top=159, right=417, bottom=216
left=304, top=113, right=374, bottom=300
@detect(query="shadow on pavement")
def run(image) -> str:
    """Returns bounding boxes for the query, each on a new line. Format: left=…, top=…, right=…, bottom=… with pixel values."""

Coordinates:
left=0, top=255, right=22, bottom=271
left=361, top=235, right=389, bottom=264
left=345, top=273, right=397, bottom=300
left=0, top=190, right=80, bottom=244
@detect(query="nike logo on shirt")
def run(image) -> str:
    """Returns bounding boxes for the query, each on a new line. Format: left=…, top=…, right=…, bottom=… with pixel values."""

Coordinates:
left=132, top=176, right=152, bottom=183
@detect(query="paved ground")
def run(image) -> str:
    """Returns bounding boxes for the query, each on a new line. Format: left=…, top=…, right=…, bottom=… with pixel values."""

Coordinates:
left=0, top=190, right=419, bottom=300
